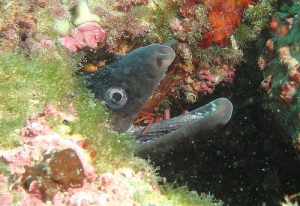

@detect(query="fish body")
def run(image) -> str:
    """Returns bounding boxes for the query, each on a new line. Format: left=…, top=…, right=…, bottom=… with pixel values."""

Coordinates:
left=86, top=44, right=233, bottom=159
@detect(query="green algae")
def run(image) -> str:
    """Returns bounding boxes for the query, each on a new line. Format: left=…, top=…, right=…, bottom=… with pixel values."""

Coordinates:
left=258, top=2, right=300, bottom=141
left=0, top=50, right=76, bottom=148
left=0, top=47, right=221, bottom=205
left=234, top=0, right=277, bottom=47
left=0, top=161, right=10, bottom=176
left=129, top=1, right=178, bottom=43
left=163, top=185, right=223, bottom=206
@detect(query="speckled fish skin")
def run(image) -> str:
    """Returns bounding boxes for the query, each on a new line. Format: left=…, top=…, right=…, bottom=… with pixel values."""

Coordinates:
left=87, top=44, right=176, bottom=132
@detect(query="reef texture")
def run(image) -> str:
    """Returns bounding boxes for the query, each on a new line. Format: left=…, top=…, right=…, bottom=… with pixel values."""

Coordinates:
left=0, top=0, right=268, bottom=124
left=75, top=0, right=259, bottom=124
left=0, top=106, right=198, bottom=205
left=4, top=0, right=299, bottom=204
left=258, top=2, right=300, bottom=151
left=0, top=0, right=226, bottom=205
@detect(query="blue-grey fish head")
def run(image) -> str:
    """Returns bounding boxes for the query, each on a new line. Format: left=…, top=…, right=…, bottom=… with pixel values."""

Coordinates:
left=86, top=44, right=176, bottom=132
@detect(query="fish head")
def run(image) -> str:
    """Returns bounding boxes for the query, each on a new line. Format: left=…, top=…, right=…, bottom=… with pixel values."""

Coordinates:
left=87, top=44, right=176, bottom=132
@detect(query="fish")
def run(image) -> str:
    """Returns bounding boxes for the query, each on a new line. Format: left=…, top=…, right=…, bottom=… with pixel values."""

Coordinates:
left=86, top=44, right=233, bottom=160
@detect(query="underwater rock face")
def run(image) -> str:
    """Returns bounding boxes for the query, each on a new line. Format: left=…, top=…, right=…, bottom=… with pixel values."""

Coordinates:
left=258, top=3, right=300, bottom=151
left=1, top=106, right=199, bottom=205
left=0, top=107, right=93, bottom=202
left=21, top=149, right=85, bottom=200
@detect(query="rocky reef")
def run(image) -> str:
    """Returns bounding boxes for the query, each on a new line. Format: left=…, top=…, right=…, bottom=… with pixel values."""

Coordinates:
left=0, top=0, right=300, bottom=205
left=258, top=2, right=300, bottom=156
left=1, top=106, right=220, bottom=205
left=0, top=0, right=224, bottom=205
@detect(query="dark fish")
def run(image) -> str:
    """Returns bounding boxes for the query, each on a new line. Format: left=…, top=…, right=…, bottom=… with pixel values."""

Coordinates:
left=133, top=98, right=233, bottom=159
left=86, top=44, right=233, bottom=159
left=87, top=44, right=176, bottom=132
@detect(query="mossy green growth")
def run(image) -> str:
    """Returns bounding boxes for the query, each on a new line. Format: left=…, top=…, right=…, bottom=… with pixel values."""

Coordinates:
left=194, top=46, right=242, bottom=71
left=133, top=0, right=178, bottom=42
left=0, top=47, right=138, bottom=171
left=234, top=0, right=278, bottom=47
left=0, top=161, right=10, bottom=176
left=132, top=181, right=223, bottom=206
left=0, top=50, right=77, bottom=148
left=163, top=185, right=223, bottom=206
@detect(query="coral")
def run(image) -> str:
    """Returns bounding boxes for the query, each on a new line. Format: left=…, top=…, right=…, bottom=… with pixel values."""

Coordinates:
left=261, top=74, right=273, bottom=93
left=200, top=0, right=257, bottom=48
left=1, top=106, right=94, bottom=178
left=60, top=22, right=106, bottom=52
left=0, top=0, right=65, bottom=53
left=258, top=2, right=300, bottom=148
left=93, top=8, right=149, bottom=53
left=21, top=148, right=85, bottom=200
left=194, top=70, right=217, bottom=95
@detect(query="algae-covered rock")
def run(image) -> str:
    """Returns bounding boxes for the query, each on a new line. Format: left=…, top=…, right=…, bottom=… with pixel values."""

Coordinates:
left=258, top=2, right=300, bottom=154
left=0, top=0, right=222, bottom=205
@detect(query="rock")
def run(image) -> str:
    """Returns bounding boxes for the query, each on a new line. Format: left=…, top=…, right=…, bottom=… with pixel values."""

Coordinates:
left=21, top=149, right=84, bottom=200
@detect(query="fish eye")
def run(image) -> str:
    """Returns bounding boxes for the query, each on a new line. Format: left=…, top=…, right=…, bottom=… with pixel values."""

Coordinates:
left=104, top=87, right=128, bottom=110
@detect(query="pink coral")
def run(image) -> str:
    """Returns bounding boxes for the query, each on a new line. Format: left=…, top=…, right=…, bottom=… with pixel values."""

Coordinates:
left=1, top=105, right=94, bottom=178
left=60, top=22, right=105, bottom=53
left=195, top=70, right=216, bottom=94
left=30, top=34, right=54, bottom=52
left=223, top=65, right=235, bottom=83
left=170, top=18, right=183, bottom=32
left=180, top=0, right=197, bottom=18
left=0, top=175, right=13, bottom=206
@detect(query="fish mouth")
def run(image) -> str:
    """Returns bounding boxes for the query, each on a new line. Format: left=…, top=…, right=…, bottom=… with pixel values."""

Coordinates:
left=86, top=43, right=233, bottom=160
left=128, top=98, right=233, bottom=159
left=155, top=46, right=176, bottom=67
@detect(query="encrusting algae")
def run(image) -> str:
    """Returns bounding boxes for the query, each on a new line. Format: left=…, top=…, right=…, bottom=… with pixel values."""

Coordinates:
left=0, top=0, right=224, bottom=205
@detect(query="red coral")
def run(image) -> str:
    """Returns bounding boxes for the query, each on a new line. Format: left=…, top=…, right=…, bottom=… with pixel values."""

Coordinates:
left=180, top=0, right=197, bottom=18
left=258, top=57, right=267, bottom=71
left=200, top=0, right=256, bottom=47
left=290, top=66, right=300, bottom=83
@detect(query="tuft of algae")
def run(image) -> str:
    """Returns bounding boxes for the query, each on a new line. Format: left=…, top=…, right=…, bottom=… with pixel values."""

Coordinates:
left=234, top=0, right=278, bottom=46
